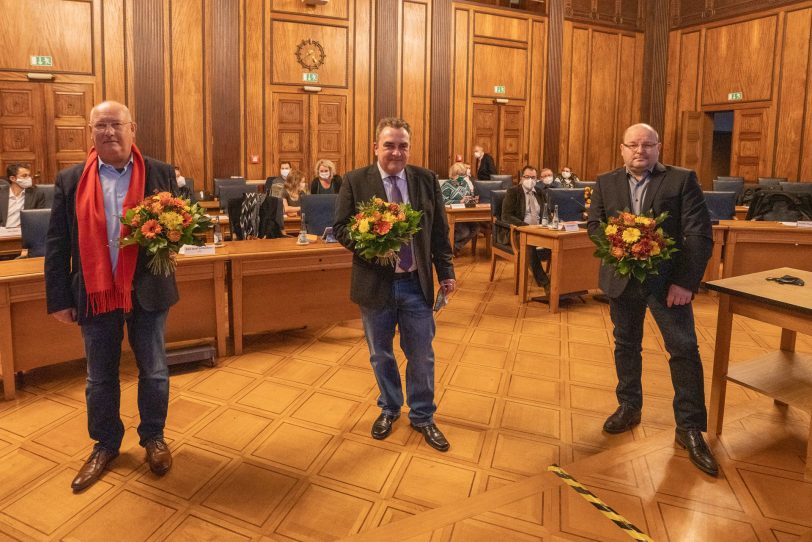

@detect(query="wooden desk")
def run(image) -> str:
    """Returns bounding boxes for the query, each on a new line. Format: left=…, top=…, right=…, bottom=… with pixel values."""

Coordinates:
left=735, top=206, right=748, bottom=220
left=445, top=205, right=492, bottom=257
left=718, top=221, right=812, bottom=278
left=702, top=224, right=728, bottom=283
left=706, top=268, right=812, bottom=480
left=516, top=225, right=600, bottom=312
left=284, top=214, right=301, bottom=235
left=0, top=235, right=22, bottom=258
left=0, top=253, right=229, bottom=400
left=227, top=238, right=359, bottom=355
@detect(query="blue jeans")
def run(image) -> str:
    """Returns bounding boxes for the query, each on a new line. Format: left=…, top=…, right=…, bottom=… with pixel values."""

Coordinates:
left=359, top=275, right=436, bottom=426
left=609, top=279, right=707, bottom=430
left=80, top=300, right=170, bottom=451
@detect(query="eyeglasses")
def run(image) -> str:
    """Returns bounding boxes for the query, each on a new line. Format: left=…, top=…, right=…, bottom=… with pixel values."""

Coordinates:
left=621, top=142, right=658, bottom=151
left=91, top=122, right=132, bottom=133
left=521, top=175, right=537, bottom=180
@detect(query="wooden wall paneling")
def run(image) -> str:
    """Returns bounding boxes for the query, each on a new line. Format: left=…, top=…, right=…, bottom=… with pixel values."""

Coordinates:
left=0, top=0, right=94, bottom=75
left=616, top=34, right=639, bottom=150
left=471, top=103, right=498, bottom=165
left=170, top=0, right=206, bottom=188
left=662, top=29, right=681, bottom=163
left=773, top=8, right=812, bottom=181
left=528, top=19, right=546, bottom=171
left=499, top=104, right=524, bottom=176
left=162, top=0, right=173, bottom=164
left=429, top=0, right=451, bottom=174
left=451, top=7, right=470, bottom=165
left=471, top=43, right=528, bottom=100
left=273, top=93, right=309, bottom=172
left=245, top=0, right=265, bottom=179
left=731, top=107, right=769, bottom=181
left=670, top=30, right=702, bottom=164
left=211, top=0, right=241, bottom=177
left=124, top=0, right=136, bottom=116
left=544, top=0, right=562, bottom=172
left=585, top=30, right=620, bottom=179
left=132, top=0, right=166, bottom=162
left=0, top=83, right=45, bottom=180
left=375, top=0, right=399, bottom=121
left=400, top=0, right=430, bottom=166
left=473, top=12, right=529, bottom=42
left=101, top=0, right=127, bottom=103
left=43, top=83, right=93, bottom=181
left=354, top=0, right=374, bottom=168
left=641, top=0, right=668, bottom=135
left=701, top=16, right=778, bottom=106
left=270, top=20, right=349, bottom=88
left=272, top=0, right=350, bottom=20
left=311, top=94, right=347, bottom=175
left=563, top=24, right=590, bottom=176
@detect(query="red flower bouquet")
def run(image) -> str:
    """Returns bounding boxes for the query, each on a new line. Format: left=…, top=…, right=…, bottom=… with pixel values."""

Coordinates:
left=591, top=211, right=677, bottom=282
left=120, top=192, right=211, bottom=276
left=348, top=197, right=422, bottom=266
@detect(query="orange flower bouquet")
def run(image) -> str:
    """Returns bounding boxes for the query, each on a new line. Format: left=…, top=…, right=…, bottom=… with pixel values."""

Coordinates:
left=591, top=211, right=677, bottom=282
left=348, top=197, right=422, bottom=266
left=120, top=192, right=211, bottom=276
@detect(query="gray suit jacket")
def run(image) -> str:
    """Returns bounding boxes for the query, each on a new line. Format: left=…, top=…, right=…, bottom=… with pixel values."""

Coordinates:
left=334, top=163, right=455, bottom=308
left=0, top=184, right=47, bottom=226
left=587, top=163, right=712, bottom=300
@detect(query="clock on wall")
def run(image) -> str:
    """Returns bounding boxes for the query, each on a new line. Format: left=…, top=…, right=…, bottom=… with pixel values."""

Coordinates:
left=295, top=39, right=326, bottom=71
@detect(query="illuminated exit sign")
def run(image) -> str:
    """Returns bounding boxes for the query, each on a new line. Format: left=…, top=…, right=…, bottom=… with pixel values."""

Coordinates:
left=30, top=55, right=53, bottom=67
left=727, top=91, right=743, bottom=101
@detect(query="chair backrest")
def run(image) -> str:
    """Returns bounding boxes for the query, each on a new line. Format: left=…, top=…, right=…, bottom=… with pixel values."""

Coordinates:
left=717, top=176, right=744, bottom=183
left=218, top=184, right=257, bottom=211
left=36, top=184, right=55, bottom=208
left=489, top=174, right=513, bottom=189
left=214, top=177, right=246, bottom=197
left=757, top=177, right=786, bottom=186
left=712, top=179, right=744, bottom=200
left=573, top=180, right=596, bottom=188
left=181, top=178, right=196, bottom=202
left=227, top=194, right=285, bottom=240
left=546, top=188, right=586, bottom=221
left=300, top=194, right=338, bottom=235
left=746, top=190, right=812, bottom=221
left=702, top=191, right=737, bottom=221
left=20, top=208, right=51, bottom=257
left=473, top=180, right=503, bottom=204
left=491, top=189, right=507, bottom=219
left=779, top=182, right=812, bottom=194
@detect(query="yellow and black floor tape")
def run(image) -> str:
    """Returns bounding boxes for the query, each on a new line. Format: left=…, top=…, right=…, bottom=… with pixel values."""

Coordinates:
left=547, top=464, right=655, bottom=542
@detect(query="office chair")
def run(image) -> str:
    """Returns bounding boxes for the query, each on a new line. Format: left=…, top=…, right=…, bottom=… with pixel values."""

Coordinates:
left=473, top=180, right=504, bottom=205
left=757, top=177, right=786, bottom=187
left=20, top=209, right=51, bottom=257
left=218, top=184, right=257, bottom=212
left=717, top=176, right=745, bottom=183
left=213, top=177, right=246, bottom=197
left=489, top=174, right=513, bottom=189
left=489, top=190, right=519, bottom=292
left=545, top=188, right=586, bottom=221
left=779, top=182, right=812, bottom=195
left=573, top=180, right=596, bottom=188
left=712, top=179, right=744, bottom=201
left=36, top=184, right=55, bottom=208
left=300, top=194, right=339, bottom=236
left=703, top=191, right=737, bottom=221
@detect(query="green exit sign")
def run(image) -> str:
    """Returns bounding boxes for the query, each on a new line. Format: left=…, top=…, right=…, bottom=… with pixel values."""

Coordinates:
left=494, top=85, right=506, bottom=94
left=727, top=91, right=743, bottom=101
left=302, top=72, right=319, bottom=82
left=30, top=55, right=53, bottom=67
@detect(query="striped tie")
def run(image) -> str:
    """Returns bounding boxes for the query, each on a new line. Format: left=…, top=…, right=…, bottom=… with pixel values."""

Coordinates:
left=387, top=176, right=413, bottom=270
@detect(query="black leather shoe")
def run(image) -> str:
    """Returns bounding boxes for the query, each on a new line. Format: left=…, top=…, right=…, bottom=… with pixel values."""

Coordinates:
left=603, top=404, right=642, bottom=434
left=675, top=429, right=719, bottom=477
left=71, top=447, right=119, bottom=493
left=411, top=423, right=450, bottom=452
left=371, top=412, right=400, bottom=440
left=144, top=438, right=172, bottom=476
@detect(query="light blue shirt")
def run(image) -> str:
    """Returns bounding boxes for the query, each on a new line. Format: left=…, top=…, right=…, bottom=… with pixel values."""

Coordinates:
left=377, top=164, right=416, bottom=272
left=627, top=167, right=653, bottom=215
left=98, top=156, right=133, bottom=272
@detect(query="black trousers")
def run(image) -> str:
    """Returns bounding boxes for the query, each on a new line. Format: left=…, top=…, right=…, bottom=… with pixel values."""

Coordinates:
left=608, top=279, right=707, bottom=430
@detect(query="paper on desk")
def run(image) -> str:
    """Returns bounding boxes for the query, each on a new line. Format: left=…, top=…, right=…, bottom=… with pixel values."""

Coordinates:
left=779, top=222, right=798, bottom=226
left=0, top=227, right=21, bottom=238
left=798, top=221, right=812, bottom=228
left=449, top=203, right=465, bottom=209
left=179, top=244, right=216, bottom=256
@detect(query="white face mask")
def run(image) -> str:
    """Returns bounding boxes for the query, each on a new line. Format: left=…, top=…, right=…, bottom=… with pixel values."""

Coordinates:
left=14, top=177, right=32, bottom=189
left=542, top=176, right=554, bottom=185
left=280, top=168, right=290, bottom=178
left=521, top=178, right=536, bottom=191
left=176, top=175, right=186, bottom=187
left=562, top=171, right=572, bottom=179
left=465, top=169, right=471, bottom=177
left=319, top=171, right=331, bottom=180
left=474, top=151, right=482, bottom=159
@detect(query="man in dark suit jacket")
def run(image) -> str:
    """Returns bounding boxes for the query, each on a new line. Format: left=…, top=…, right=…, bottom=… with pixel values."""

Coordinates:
left=473, top=145, right=497, bottom=180
left=0, top=164, right=47, bottom=227
left=45, top=101, right=178, bottom=492
left=502, top=165, right=550, bottom=287
left=335, top=117, right=456, bottom=452
left=587, top=123, right=717, bottom=476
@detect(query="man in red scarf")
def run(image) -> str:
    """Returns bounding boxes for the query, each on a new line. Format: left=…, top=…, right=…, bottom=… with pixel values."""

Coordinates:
left=45, top=101, right=179, bottom=492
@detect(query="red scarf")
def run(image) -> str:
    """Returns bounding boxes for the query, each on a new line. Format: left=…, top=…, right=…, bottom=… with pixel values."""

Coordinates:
left=77, top=145, right=146, bottom=316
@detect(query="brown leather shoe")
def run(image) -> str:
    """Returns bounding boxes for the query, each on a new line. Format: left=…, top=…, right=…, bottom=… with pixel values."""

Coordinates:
left=144, top=438, right=172, bottom=476
left=71, top=447, right=119, bottom=493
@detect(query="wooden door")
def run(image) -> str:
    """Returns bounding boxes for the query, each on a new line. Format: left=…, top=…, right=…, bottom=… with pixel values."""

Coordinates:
left=0, top=82, right=45, bottom=181
left=731, top=108, right=768, bottom=182
left=678, top=111, right=714, bottom=189
left=310, top=94, right=346, bottom=176
left=43, top=83, right=93, bottom=181
left=498, top=105, right=524, bottom=177
left=471, top=103, right=498, bottom=173
left=272, top=93, right=309, bottom=174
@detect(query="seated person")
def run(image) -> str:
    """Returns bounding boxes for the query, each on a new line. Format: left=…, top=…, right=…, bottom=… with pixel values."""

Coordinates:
left=555, top=166, right=580, bottom=188
left=0, top=164, right=47, bottom=228
left=309, top=159, right=343, bottom=194
left=264, top=161, right=291, bottom=195
left=442, top=162, right=479, bottom=254
left=174, top=165, right=194, bottom=202
left=502, top=165, right=551, bottom=287
left=280, top=169, right=307, bottom=216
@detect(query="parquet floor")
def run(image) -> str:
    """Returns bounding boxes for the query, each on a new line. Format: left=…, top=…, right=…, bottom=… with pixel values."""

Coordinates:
left=0, top=249, right=810, bottom=541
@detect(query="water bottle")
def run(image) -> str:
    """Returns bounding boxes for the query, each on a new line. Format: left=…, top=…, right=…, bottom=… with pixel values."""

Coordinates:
left=213, top=216, right=223, bottom=245
left=540, top=203, right=549, bottom=227
left=551, top=205, right=560, bottom=230
left=296, top=212, right=310, bottom=245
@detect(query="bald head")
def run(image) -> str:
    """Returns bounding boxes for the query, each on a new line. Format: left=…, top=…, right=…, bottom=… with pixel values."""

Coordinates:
left=622, top=123, right=659, bottom=143
left=620, top=123, right=661, bottom=177
left=89, top=101, right=137, bottom=168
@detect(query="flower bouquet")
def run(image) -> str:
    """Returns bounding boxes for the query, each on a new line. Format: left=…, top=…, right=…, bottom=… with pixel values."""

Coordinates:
left=591, top=211, right=677, bottom=282
left=348, top=197, right=422, bottom=266
left=121, top=192, right=212, bottom=276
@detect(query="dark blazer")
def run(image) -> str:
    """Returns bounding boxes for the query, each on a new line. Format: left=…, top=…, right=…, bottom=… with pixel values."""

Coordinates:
left=476, top=153, right=497, bottom=180
left=334, top=164, right=455, bottom=308
left=587, top=163, right=712, bottom=300
left=45, top=157, right=180, bottom=323
left=310, top=175, right=343, bottom=195
left=0, top=184, right=47, bottom=226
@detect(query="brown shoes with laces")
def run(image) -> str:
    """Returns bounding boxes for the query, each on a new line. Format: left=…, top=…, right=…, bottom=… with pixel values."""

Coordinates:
left=71, top=447, right=119, bottom=493
left=144, top=438, right=172, bottom=476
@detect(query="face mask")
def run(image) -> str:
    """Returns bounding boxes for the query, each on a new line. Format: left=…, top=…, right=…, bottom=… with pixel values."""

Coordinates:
left=474, top=152, right=482, bottom=159
left=522, top=179, right=536, bottom=191
left=466, top=169, right=471, bottom=177
left=15, top=177, right=32, bottom=189
left=280, top=168, right=290, bottom=178
left=319, top=171, right=331, bottom=180
left=176, top=175, right=186, bottom=188
left=542, top=176, right=554, bottom=185
left=562, top=171, right=572, bottom=179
